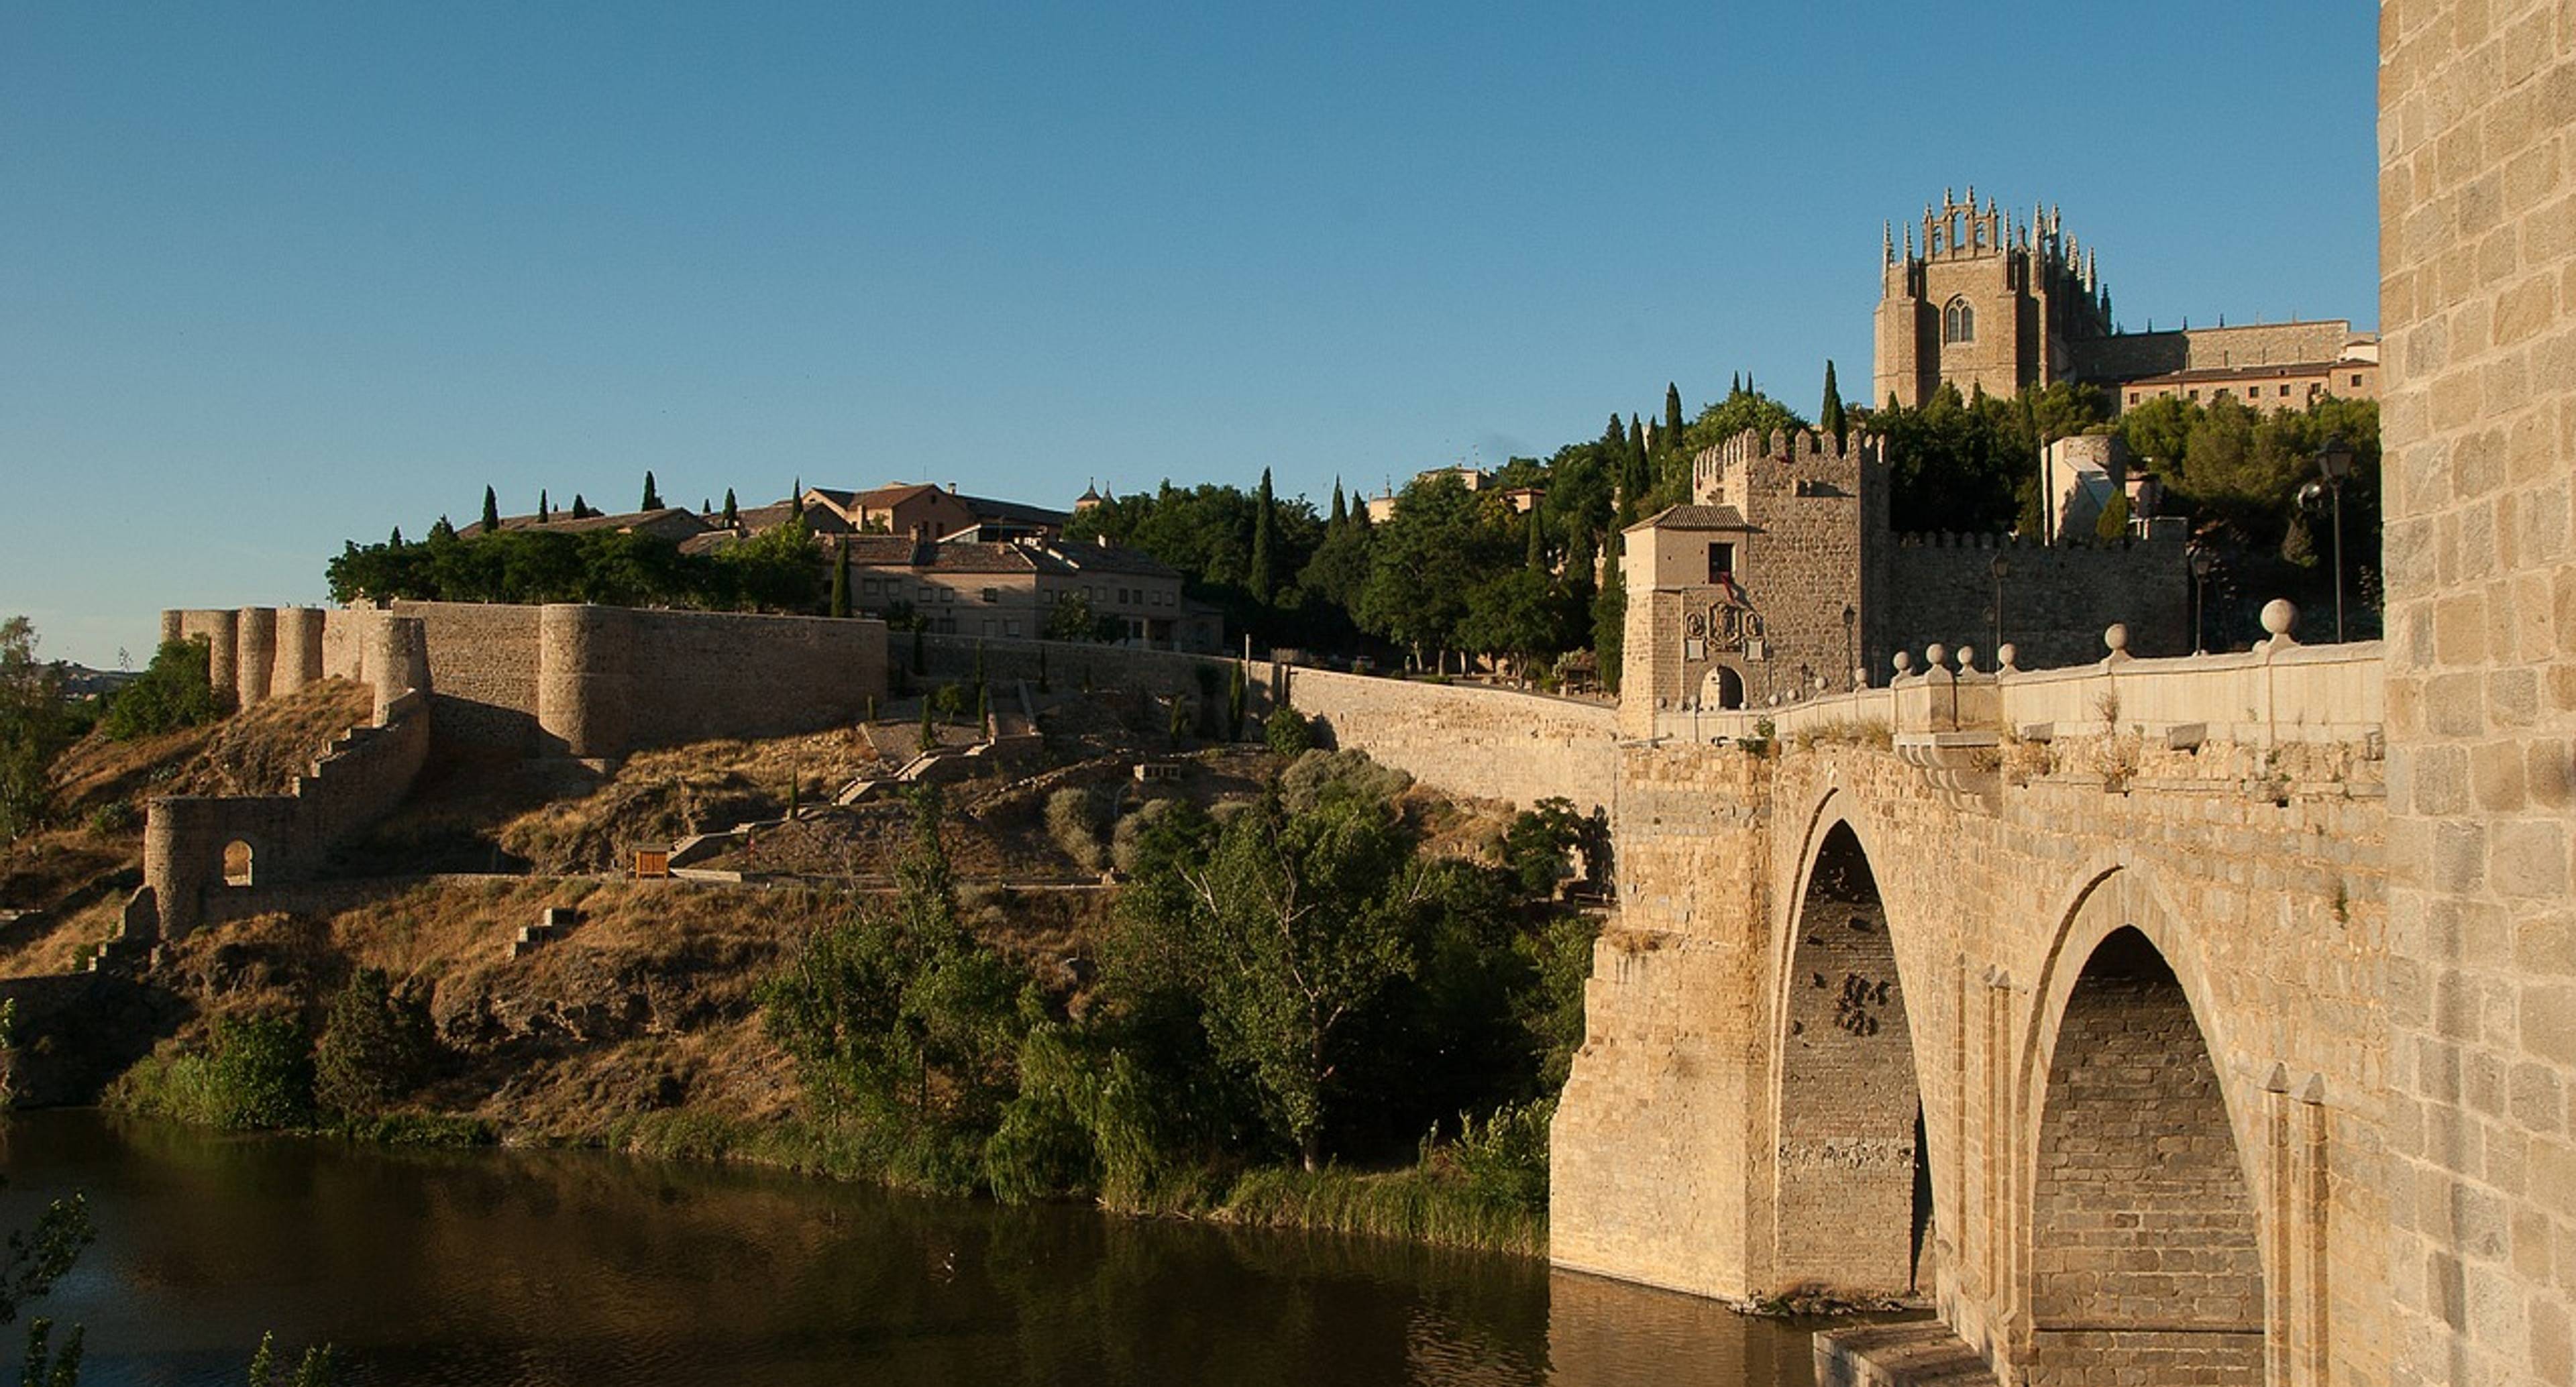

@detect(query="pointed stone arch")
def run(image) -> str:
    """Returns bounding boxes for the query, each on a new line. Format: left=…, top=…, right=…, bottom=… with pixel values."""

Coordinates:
left=1766, top=795, right=1935, bottom=1300
left=2017, top=864, right=2267, bottom=1386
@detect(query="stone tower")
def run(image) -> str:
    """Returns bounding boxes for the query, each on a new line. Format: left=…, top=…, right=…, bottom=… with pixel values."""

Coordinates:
left=1872, top=188, right=2112, bottom=408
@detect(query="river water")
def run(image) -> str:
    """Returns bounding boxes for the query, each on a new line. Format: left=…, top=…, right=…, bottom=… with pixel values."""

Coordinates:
left=0, top=1110, right=1828, bottom=1386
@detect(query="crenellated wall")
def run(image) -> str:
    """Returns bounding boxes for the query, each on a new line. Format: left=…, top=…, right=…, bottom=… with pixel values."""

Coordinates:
left=138, top=612, right=432, bottom=938
left=1884, top=532, right=2190, bottom=669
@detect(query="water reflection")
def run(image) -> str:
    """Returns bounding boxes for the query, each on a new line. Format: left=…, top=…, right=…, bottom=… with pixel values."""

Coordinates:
left=0, top=1111, right=1823, bottom=1387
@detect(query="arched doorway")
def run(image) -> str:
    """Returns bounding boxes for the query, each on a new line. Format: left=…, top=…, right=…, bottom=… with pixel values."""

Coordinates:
left=222, top=840, right=256, bottom=887
left=1773, top=820, right=1931, bottom=1297
left=2029, top=926, right=2263, bottom=1382
left=1701, top=665, right=1746, bottom=710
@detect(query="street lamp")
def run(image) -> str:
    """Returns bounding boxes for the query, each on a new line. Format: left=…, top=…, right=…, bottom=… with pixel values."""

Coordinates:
left=2188, top=544, right=2214, bottom=654
left=1841, top=603, right=1857, bottom=691
left=2312, top=435, right=2355, bottom=642
left=1988, top=555, right=2009, bottom=671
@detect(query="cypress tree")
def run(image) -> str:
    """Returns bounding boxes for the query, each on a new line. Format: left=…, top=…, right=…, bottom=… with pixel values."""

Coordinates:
left=977, top=682, right=990, bottom=737
left=722, top=488, right=739, bottom=526
left=1664, top=382, right=1684, bottom=439
left=571, top=494, right=590, bottom=519
left=641, top=470, right=662, bottom=510
left=539, top=488, right=550, bottom=522
left=1226, top=663, right=1246, bottom=741
left=481, top=486, right=500, bottom=533
left=1627, top=414, right=1650, bottom=500
left=1820, top=360, right=1847, bottom=445
left=1250, top=467, right=1278, bottom=604
left=1731, top=372, right=1742, bottom=396
left=1526, top=508, right=1544, bottom=571
left=1329, top=480, right=1346, bottom=528
left=390, top=526, right=403, bottom=547
left=829, top=539, right=851, bottom=618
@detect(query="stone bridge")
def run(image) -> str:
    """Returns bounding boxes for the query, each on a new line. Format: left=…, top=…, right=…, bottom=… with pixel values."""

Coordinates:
left=1551, top=618, right=2390, bottom=1387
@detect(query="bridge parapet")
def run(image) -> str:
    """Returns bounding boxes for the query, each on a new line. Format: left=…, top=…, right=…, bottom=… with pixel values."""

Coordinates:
left=1650, top=610, right=2381, bottom=751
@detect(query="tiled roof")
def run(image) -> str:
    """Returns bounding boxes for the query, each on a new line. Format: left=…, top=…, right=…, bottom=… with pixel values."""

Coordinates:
left=1627, top=504, right=1752, bottom=533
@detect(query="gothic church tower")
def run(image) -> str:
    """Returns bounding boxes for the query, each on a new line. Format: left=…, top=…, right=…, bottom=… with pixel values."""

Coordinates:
left=1873, top=188, right=2111, bottom=408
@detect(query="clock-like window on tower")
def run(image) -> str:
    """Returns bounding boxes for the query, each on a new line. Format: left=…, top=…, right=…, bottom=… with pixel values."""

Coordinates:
left=1942, top=297, right=1976, bottom=344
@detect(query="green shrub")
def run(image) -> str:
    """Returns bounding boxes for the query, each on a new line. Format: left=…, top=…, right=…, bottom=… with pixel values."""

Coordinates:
left=1262, top=706, right=1313, bottom=759
left=1042, top=787, right=1108, bottom=873
left=314, top=968, right=434, bottom=1117
left=101, top=638, right=225, bottom=740
left=113, top=1013, right=315, bottom=1130
left=1278, top=748, right=1410, bottom=814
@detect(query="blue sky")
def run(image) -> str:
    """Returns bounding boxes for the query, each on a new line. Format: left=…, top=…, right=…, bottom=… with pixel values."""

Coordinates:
left=1, top=2, right=2379, bottom=668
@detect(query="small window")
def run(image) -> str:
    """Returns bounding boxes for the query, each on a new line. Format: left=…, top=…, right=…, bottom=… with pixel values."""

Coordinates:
left=2129, top=392, right=2141, bottom=405
left=918, top=585, right=937, bottom=603
left=1707, top=542, right=1735, bottom=586
left=981, top=587, right=999, bottom=604
left=940, top=589, right=953, bottom=604
left=981, top=620, right=996, bottom=636
left=2188, top=389, right=2200, bottom=401
left=2351, top=374, right=2363, bottom=387
left=1004, top=620, right=1022, bottom=638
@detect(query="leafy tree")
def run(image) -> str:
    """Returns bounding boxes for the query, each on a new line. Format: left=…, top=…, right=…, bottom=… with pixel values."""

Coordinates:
left=1112, top=791, right=1427, bottom=1170
left=99, top=637, right=223, bottom=742
left=480, top=486, right=501, bottom=533
left=1354, top=471, right=1505, bottom=665
left=314, top=968, right=433, bottom=1117
left=759, top=790, right=1026, bottom=1183
left=1456, top=568, right=1574, bottom=677
left=1042, top=592, right=1120, bottom=643
left=641, top=471, right=662, bottom=511
left=0, top=618, right=70, bottom=842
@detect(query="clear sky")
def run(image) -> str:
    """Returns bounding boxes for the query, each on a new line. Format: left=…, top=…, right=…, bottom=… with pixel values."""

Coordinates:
left=0, top=2, right=2379, bottom=669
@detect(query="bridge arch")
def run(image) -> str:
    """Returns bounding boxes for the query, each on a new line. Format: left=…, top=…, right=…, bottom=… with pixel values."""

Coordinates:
left=1767, top=790, right=1934, bottom=1299
left=2017, top=863, right=2267, bottom=1385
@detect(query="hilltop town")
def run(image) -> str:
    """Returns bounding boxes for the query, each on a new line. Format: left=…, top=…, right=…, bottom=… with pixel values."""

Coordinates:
left=1, top=67, right=2560, bottom=1387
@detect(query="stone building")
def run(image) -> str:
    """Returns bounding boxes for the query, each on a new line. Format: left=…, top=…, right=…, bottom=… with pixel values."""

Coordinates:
left=1876, top=187, right=2377, bottom=412
left=802, top=482, right=1070, bottom=542
left=841, top=533, right=1221, bottom=651
left=1621, top=427, right=2186, bottom=722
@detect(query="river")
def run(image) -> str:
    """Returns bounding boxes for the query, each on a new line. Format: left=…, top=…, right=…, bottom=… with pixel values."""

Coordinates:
left=0, top=1110, right=1829, bottom=1386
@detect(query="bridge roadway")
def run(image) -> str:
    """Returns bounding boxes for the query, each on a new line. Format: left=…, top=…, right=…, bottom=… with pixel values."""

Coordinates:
left=1551, top=622, right=2387, bottom=1387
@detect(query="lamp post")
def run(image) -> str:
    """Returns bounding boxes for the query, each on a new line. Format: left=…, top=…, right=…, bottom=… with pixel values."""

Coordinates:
left=1988, top=555, right=2008, bottom=671
left=1841, top=603, right=1857, bottom=691
left=2313, top=435, right=2354, bottom=642
left=2188, top=544, right=2214, bottom=654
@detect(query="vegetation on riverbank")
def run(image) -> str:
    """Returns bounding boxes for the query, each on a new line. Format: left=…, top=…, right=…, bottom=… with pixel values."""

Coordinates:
left=85, top=733, right=1595, bottom=1259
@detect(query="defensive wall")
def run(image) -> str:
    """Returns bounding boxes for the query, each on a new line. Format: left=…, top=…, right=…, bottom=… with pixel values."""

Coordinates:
left=910, top=631, right=1623, bottom=816
left=1883, top=531, right=2190, bottom=671
left=165, top=602, right=891, bottom=761
left=1558, top=619, right=2391, bottom=1387
left=1281, top=665, right=1620, bottom=818
left=138, top=610, right=432, bottom=940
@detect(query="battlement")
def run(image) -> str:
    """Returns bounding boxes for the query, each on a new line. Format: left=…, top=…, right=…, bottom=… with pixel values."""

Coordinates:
left=1691, top=427, right=1882, bottom=505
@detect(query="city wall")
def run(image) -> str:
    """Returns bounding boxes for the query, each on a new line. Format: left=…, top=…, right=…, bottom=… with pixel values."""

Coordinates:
left=1282, top=665, right=1621, bottom=817
left=1882, top=533, right=2190, bottom=671
left=140, top=611, right=432, bottom=938
left=165, top=602, right=891, bottom=762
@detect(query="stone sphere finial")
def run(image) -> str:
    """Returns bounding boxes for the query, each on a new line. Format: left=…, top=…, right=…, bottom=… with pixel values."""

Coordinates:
left=1996, top=643, right=2018, bottom=671
left=2260, top=599, right=2299, bottom=638
left=1925, top=643, right=1949, bottom=670
left=1852, top=667, right=1868, bottom=689
left=1956, top=645, right=1978, bottom=672
left=2103, top=623, right=2131, bottom=654
left=1892, top=651, right=1913, bottom=675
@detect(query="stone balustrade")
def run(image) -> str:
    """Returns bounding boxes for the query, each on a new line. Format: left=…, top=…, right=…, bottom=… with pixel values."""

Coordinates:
left=1650, top=601, right=2381, bottom=748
